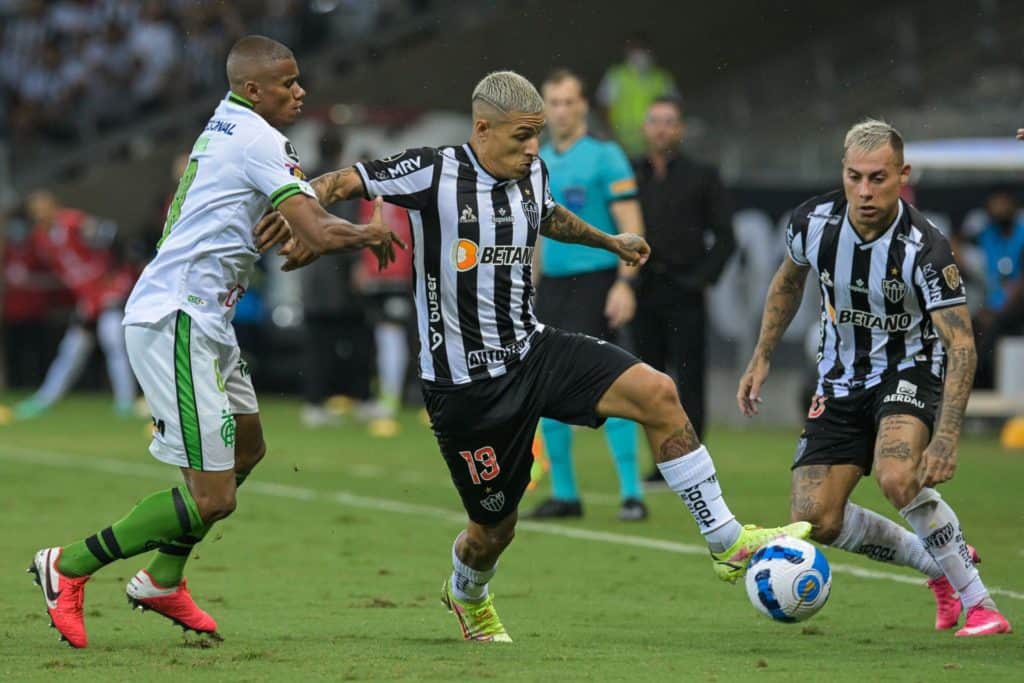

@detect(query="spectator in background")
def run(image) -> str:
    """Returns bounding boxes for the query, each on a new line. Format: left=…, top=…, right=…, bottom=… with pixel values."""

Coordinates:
left=299, top=133, right=373, bottom=428
left=353, top=197, right=415, bottom=437
left=130, top=1, right=179, bottom=111
left=972, top=187, right=1024, bottom=388
left=14, top=190, right=137, bottom=420
left=597, top=32, right=677, bottom=158
left=1, top=209, right=67, bottom=389
left=632, top=95, right=734, bottom=483
left=527, top=68, right=648, bottom=522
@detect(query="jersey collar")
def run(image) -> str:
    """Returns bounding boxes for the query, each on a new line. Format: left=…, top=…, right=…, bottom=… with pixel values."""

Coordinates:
left=462, top=143, right=521, bottom=186
left=226, top=91, right=255, bottom=110
left=844, top=198, right=905, bottom=247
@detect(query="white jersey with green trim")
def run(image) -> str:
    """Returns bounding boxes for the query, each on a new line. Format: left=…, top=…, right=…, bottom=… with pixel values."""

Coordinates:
left=124, top=92, right=316, bottom=345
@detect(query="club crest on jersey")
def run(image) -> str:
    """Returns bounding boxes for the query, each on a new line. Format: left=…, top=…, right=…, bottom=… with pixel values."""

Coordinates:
left=943, top=264, right=961, bottom=290
left=480, top=491, right=505, bottom=513
left=882, top=278, right=907, bottom=303
left=522, top=198, right=539, bottom=231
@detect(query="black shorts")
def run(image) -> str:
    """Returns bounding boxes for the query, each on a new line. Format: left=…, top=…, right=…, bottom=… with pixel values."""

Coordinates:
left=422, top=326, right=641, bottom=525
left=535, top=269, right=618, bottom=341
left=792, top=364, right=942, bottom=475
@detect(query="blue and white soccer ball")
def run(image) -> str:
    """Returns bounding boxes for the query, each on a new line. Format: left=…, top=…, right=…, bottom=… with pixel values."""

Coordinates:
left=745, top=536, right=831, bottom=622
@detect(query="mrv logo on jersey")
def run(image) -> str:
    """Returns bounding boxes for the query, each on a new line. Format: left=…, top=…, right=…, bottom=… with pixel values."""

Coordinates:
left=837, top=308, right=913, bottom=331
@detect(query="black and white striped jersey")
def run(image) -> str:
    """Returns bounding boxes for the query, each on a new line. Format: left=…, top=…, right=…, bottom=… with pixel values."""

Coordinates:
left=786, top=190, right=966, bottom=396
left=355, top=145, right=556, bottom=385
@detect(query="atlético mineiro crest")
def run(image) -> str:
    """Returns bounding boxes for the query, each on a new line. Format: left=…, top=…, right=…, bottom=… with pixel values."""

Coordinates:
left=480, top=491, right=505, bottom=513
left=881, top=278, right=907, bottom=304
left=522, top=199, right=539, bottom=232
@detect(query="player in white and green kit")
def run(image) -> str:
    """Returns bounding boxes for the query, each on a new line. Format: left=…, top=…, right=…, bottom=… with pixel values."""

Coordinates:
left=29, top=35, right=401, bottom=649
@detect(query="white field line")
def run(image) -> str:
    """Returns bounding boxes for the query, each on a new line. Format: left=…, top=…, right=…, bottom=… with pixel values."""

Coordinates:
left=3, top=445, right=1023, bottom=601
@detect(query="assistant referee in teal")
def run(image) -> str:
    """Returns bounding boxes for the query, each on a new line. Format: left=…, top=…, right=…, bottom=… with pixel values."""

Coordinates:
left=527, top=69, right=648, bottom=522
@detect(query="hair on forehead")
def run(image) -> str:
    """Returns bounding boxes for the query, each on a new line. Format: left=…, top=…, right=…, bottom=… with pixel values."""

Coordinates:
left=472, top=70, right=544, bottom=120
left=844, top=118, right=904, bottom=165
left=226, top=35, right=295, bottom=88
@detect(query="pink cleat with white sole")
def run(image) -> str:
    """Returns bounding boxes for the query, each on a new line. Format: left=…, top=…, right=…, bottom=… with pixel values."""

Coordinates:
left=956, top=602, right=1012, bottom=637
left=927, top=544, right=981, bottom=630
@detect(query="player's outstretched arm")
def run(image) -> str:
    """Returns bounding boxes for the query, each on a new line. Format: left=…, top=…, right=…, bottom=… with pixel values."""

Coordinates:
left=919, top=304, right=977, bottom=487
left=269, top=195, right=403, bottom=272
left=309, top=167, right=366, bottom=206
left=540, top=204, right=650, bottom=267
left=737, top=257, right=809, bottom=416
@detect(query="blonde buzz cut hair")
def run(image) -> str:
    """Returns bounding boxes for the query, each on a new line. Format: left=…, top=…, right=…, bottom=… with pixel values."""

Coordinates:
left=843, top=118, right=905, bottom=165
left=472, top=70, right=544, bottom=116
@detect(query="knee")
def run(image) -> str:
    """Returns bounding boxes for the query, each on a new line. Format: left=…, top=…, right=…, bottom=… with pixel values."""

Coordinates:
left=194, top=491, right=237, bottom=524
left=790, top=505, right=843, bottom=545
left=875, top=470, right=920, bottom=510
left=644, top=370, right=681, bottom=423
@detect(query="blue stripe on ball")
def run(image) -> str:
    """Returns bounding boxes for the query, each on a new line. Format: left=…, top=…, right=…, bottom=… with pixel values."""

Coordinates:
left=754, top=568, right=796, bottom=623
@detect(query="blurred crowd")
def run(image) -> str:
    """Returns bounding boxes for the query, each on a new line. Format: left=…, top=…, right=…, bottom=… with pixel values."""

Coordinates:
left=1, top=14, right=1023, bottom=445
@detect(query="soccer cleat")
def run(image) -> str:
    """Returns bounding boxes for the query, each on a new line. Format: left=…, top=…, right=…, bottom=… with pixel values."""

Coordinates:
left=440, top=580, right=512, bottom=643
left=928, top=545, right=981, bottom=630
left=14, top=398, right=48, bottom=421
left=710, top=522, right=813, bottom=583
left=927, top=577, right=961, bottom=630
left=526, top=498, right=582, bottom=519
left=28, top=548, right=89, bottom=648
left=617, top=497, right=648, bottom=522
left=955, top=601, right=1012, bottom=637
left=126, top=570, right=218, bottom=636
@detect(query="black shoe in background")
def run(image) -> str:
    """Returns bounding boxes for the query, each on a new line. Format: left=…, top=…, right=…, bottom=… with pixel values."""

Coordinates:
left=526, top=498, right=583, bottom=519
left=617, top=497, right=648, bottom=522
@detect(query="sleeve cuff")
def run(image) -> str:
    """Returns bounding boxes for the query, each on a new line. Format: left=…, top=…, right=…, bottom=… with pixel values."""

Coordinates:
left=925, top=297, right=967, bottom=311
left=353, top=163, right=374, bottom=200
left=269, top=183, right=303, bottom=208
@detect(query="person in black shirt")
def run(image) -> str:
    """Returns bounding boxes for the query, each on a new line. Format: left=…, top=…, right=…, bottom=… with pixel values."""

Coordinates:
left=632, top=95, right=734, bottom=482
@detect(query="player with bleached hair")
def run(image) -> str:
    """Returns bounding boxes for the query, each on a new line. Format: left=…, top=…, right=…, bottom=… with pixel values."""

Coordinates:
left=739, top=119, right=1010, bottom=637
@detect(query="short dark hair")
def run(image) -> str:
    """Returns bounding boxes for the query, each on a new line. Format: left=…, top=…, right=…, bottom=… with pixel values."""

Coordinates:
left=648, top=94, right=684, bottom=118
left=541, top=68, right=586, bottom=98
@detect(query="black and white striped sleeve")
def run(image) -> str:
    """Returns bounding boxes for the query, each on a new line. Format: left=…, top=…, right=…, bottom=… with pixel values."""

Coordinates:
left=539, top=158, right=557, bottom=221
left=354, top=148, right=436, bottom=210
left=914, top=235, right=967, bottom=310
left=784, top=213, right=810, bottom=266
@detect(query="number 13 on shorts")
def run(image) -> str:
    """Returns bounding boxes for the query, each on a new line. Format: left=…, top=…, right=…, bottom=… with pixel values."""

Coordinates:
left=459, top=446, right=500, bottom=485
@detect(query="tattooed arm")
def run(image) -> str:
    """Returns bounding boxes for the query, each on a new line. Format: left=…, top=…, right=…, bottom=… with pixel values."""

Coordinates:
left=540, top=204, right=650, bottom=267
left=309, top=167, right=366, bottom=206
left=920, top=304, right=976, bottom=486
left=737, top=257, right=810, bottom=416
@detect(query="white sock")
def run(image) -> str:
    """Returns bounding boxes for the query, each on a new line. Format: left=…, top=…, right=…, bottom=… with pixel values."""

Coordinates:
left=98, top=309, right=136, bottom=407
left=657, top=445, right=741, bottom=552
left=35, top=325, right=94, bottom=405
left=832, top=502, right=942, bottom=579
left=374, top=322, right=407, bottom=409
left=900, top=488, right=988, bottom=608
left=450, top=534, right=496, bottom=603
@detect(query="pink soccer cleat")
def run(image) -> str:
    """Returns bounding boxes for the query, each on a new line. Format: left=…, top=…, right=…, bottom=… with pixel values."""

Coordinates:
left=927, top=544, right=981, bottom=630
left=955, top=603, right=1012, bottom=637
left=126, top=570, right=219, bottom=636
left=28, top=547, right=90, bottom=648
left=927, top=576, right=961, bottom=630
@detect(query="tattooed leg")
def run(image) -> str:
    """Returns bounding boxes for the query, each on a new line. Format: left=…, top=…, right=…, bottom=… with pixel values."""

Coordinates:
left=789, top=464, right=861, bottom=544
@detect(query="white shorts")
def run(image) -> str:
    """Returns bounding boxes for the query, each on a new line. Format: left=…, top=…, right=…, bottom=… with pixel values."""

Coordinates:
left=125, top=311, right=258, bottom=472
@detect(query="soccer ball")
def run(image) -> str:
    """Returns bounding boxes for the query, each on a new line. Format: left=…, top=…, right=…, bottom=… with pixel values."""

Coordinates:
left=745, top=536, right=831, bottom=622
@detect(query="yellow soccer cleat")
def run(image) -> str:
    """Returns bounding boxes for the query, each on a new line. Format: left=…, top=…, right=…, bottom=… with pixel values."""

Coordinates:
left=711, top=522, right=813, bottom=583
left=440, top=580, right=512, bottom=643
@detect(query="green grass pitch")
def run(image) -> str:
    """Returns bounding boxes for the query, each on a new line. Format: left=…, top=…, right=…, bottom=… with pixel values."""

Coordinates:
left=1, top=393, right=1021, bottom=681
